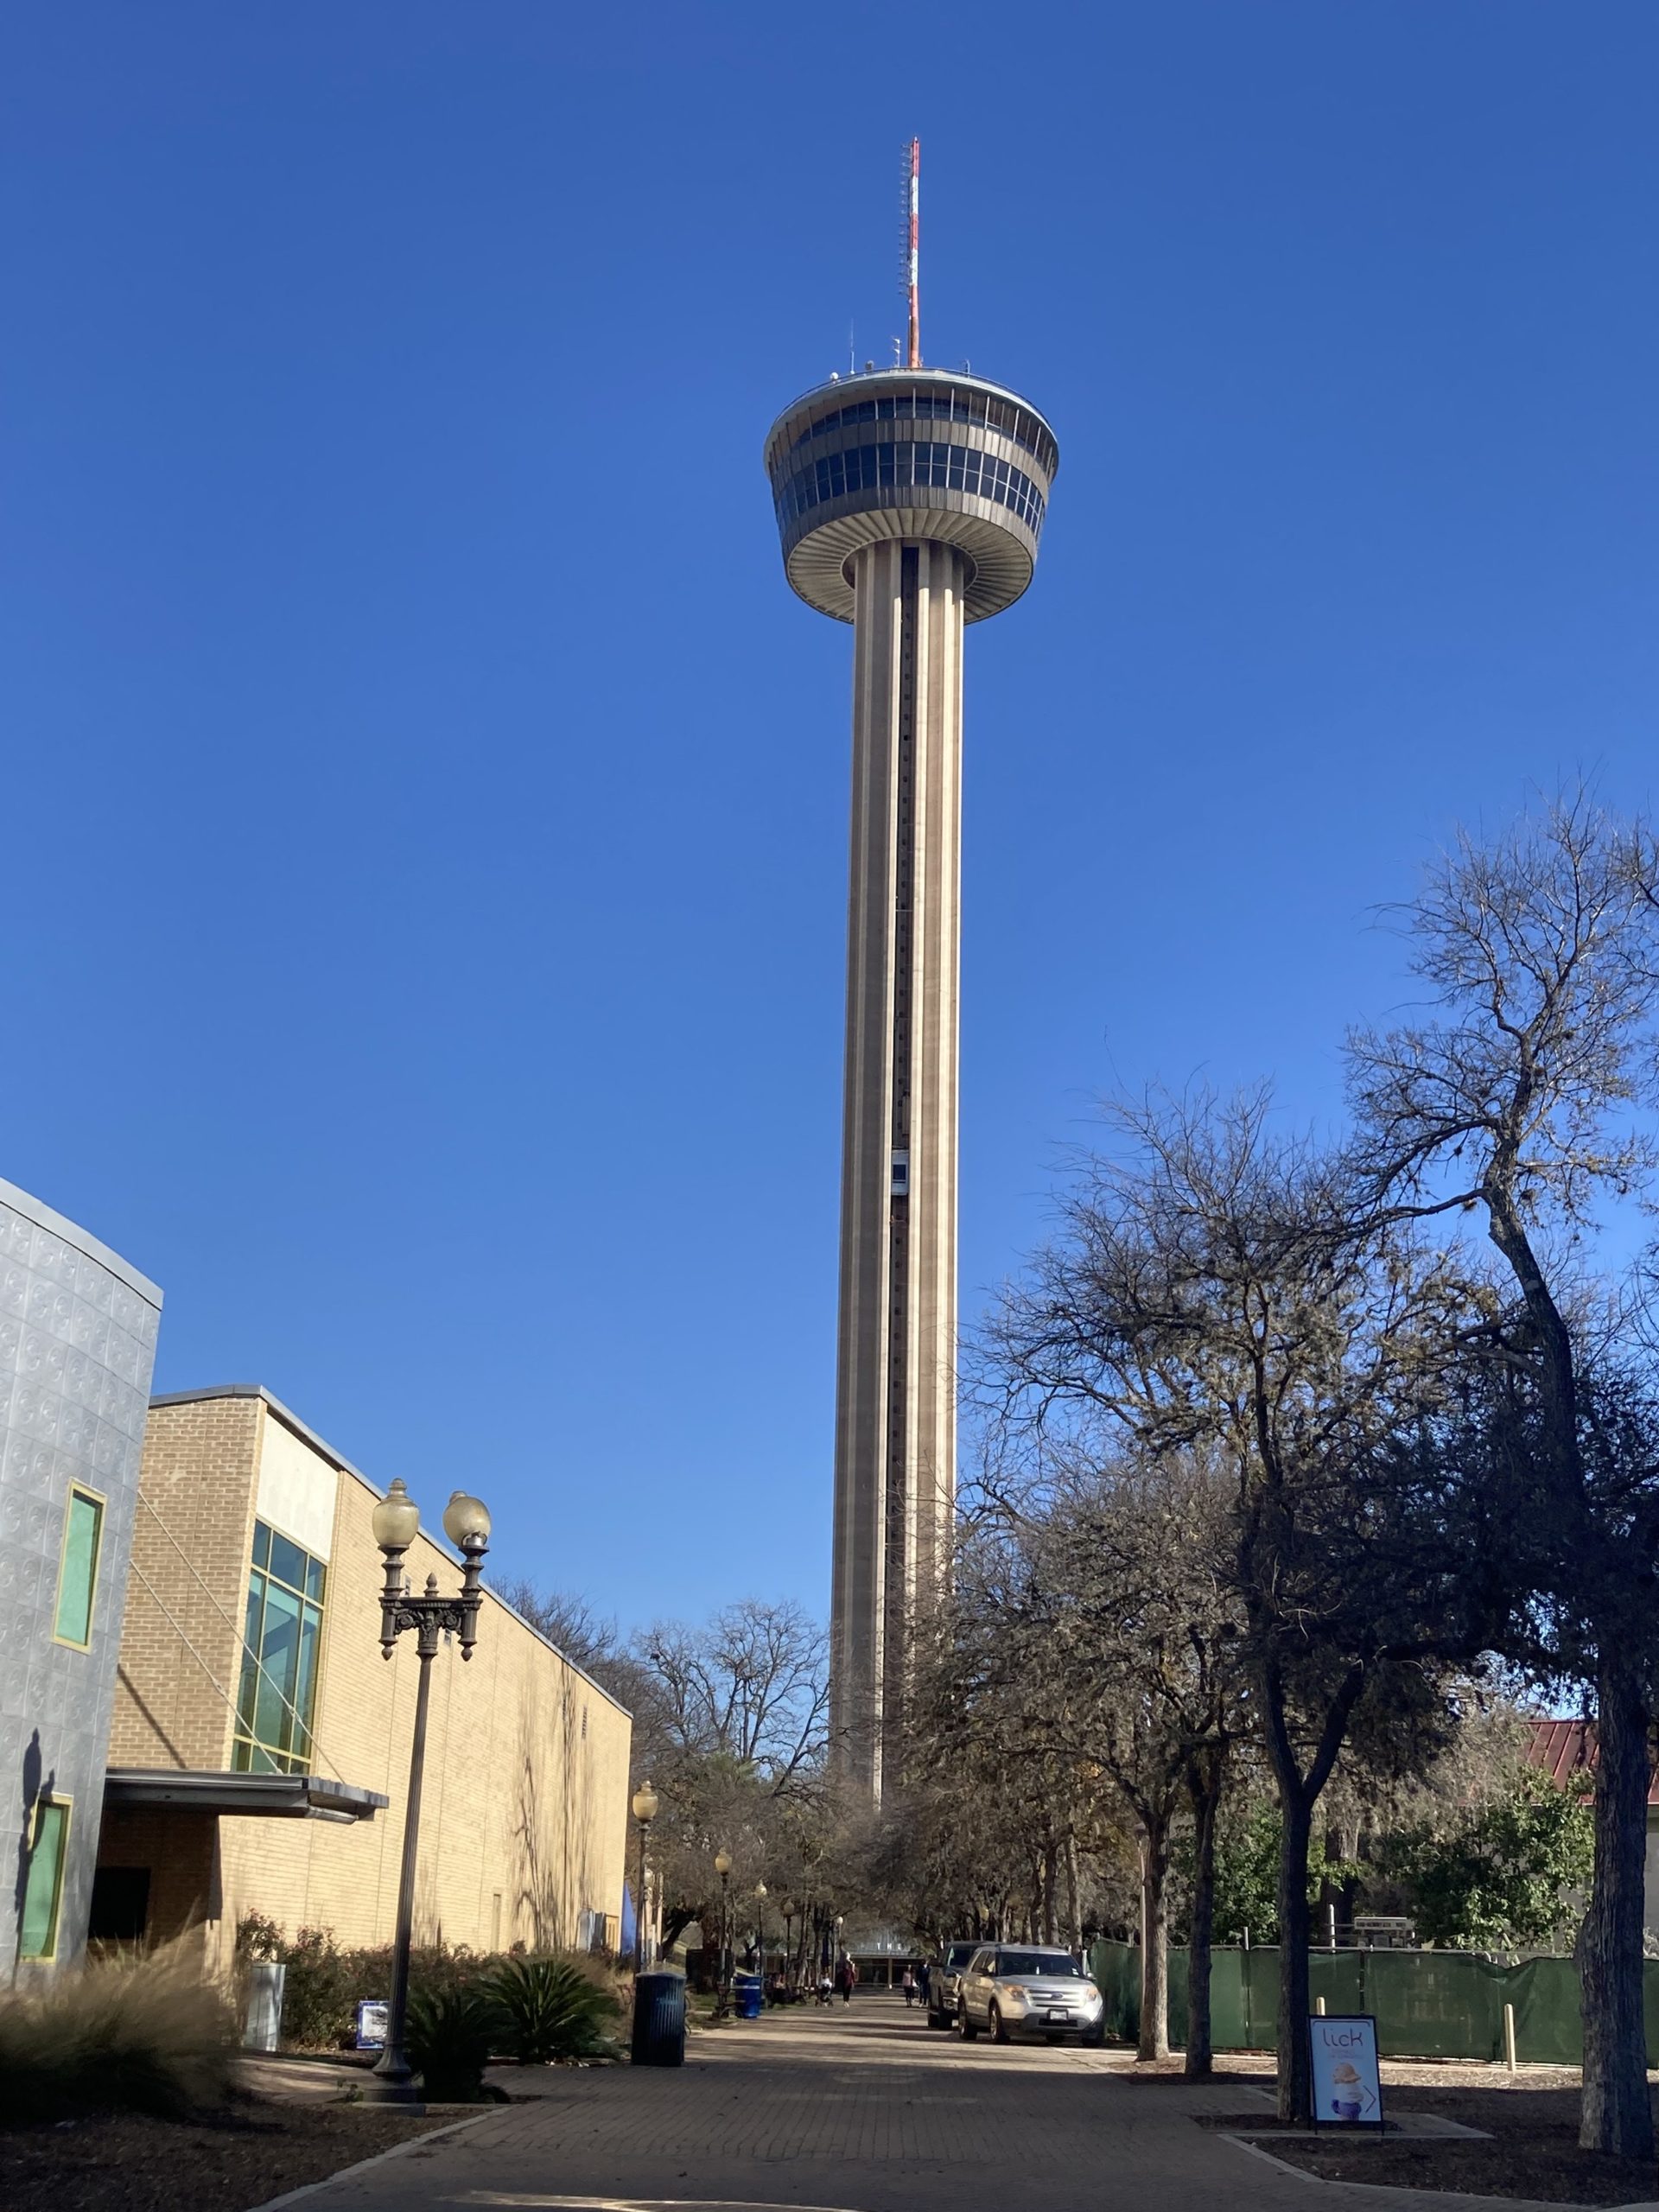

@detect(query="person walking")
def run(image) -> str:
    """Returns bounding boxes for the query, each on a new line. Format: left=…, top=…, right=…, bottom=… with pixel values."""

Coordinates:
left=835, top=1953, right=855, bottom=2004
left=901, top=1965, right=917, bottom=2007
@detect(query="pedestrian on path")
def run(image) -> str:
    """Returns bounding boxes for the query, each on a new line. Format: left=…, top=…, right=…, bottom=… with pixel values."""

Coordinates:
left=901, top=1966, right=917, bottom=2007
left=835, top=1953, right=856, bottom=2004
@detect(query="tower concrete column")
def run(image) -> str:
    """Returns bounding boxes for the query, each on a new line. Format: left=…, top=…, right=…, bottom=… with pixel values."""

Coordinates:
left=833, top=540, right=964, bottom=1797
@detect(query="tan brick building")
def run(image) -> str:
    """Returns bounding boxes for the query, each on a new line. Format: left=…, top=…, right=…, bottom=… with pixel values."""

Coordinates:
left=98, top=1386, right=630, bottom=1973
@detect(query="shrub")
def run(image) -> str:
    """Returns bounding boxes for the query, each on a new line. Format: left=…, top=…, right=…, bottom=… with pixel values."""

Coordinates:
left=405, top=1982, right=502, bottom=2101
left=234, top=1915, right=478, bottom=2050
left=1375, top=1765, right=1594, bottom=1950
left=491, top=1955, right=620, bottom=2063
left=0, top=1944, right=238, bottom=2124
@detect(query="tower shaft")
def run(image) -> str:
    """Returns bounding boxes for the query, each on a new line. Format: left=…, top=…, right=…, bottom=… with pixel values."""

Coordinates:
left=832, top=539, right=964, bottom=1798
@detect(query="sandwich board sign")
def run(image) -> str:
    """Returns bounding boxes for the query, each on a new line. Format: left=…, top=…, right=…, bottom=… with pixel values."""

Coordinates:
left=1309, top=2014, right=1383, bottom=2128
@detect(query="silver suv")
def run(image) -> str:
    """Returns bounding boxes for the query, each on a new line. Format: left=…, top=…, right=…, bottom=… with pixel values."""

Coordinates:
left=927, top=1939, right=982, bottom=2031
left=955, top=1944, right=1105, bottom=2046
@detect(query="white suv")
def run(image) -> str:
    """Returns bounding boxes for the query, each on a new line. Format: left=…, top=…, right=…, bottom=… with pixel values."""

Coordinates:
left=956, top=1945, right=1106, bottom=2046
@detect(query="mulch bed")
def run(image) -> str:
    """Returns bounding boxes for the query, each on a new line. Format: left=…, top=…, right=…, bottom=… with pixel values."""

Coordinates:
left=1223, top=2083, right=1659, bottom=2206
left=0, top=2099, right=461, bottom=2212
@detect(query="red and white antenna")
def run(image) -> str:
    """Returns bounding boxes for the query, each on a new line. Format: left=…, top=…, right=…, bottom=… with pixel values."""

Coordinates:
left=905, top=137, right=921, bottom=368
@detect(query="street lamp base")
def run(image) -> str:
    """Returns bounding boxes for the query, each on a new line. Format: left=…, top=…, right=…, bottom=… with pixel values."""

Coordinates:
left=359, top=2075, right=428, bottom=2110
left=363, top=2050, right=426, bottom=2107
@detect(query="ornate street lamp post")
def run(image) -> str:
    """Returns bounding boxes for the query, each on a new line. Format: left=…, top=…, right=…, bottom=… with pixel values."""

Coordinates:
left=631, top=1782, right=659, bottom=1974
left=714, top=1848, right=733, bottom=2015
left=367, top=1479, right=491, bottom=2101
left=781, top=1898, right=795, bottom=1993
left=753, top=1880, right=767, bottom=1988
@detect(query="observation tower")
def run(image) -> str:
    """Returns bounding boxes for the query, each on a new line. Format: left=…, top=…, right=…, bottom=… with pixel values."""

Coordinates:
left=763, top=145, right=1058, bottom=1797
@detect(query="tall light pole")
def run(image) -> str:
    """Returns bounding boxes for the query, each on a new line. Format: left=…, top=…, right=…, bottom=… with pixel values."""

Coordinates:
left=714, top=1849, right=733, bottom=2016
left=631, top=1782, right=658, bottom=1974
left=782, top=1898, right=795, bottom=1993
left=754, top=1880, right=767, bottom=1986
left=367, top=1479, right=491, bottom=2101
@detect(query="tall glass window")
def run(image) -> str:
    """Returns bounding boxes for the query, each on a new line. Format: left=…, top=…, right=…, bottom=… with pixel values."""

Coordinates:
left=19, top=1796, right=71, bottom=1960
left=233, top=1520, right=327, bottom=1774
left=53, top=1486, right=105, bottom=1649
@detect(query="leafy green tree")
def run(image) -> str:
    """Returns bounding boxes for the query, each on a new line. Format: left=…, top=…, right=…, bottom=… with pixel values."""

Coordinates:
left=1377, top=1766, right=1593, bottom=1952
left=1209, top=1805, right=1351, bottom=1945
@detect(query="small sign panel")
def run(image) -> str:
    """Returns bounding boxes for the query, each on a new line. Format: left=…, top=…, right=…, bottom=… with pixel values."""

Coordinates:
left=1309, top=2013, right=1383, bottom=2128
left=354, top=1999, right=389, bottom=2051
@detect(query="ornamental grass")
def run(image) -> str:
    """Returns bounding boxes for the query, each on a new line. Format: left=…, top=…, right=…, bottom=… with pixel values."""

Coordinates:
left=0, top=1942, right=238, bottom=2124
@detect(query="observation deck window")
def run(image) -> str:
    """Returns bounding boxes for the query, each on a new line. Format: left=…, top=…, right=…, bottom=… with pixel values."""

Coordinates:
left=785, top=387, right=1055, bottom=477
left=774, top=437, right=1046, bottom=543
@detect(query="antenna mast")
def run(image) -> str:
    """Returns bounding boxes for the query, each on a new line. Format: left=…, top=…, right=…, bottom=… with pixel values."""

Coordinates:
left=905, top=138, right=921, bottom=368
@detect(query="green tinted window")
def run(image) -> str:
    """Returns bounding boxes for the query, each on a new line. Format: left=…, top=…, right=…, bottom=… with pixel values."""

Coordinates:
left=233, top=1521, right=327, bottom=1776
left=54, top=1490, right=104, bottom=1647
left=20, top=1799, right=70, bottom=1959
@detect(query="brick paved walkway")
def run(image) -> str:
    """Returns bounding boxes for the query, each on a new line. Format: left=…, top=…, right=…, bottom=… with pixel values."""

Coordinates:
left=291, top=1992, right=1575, bottom=2212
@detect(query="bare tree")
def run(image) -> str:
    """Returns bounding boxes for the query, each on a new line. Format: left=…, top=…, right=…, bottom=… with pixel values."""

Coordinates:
left=1349, top=791, right=1659, bottom=2158
left=640, top=1599, right=829, bottom=1789
left=884, top=1535, right=1137, bottom=1961
left=981, top=1086, right=1510, bottom=2120
left=493, top=1581, right=626, bottom=1680
left=980, top=1450, right=1246, bottom=2071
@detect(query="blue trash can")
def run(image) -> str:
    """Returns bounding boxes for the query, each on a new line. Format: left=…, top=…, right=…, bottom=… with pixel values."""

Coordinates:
left=734, top=1973, right=764, bottom=2020
left=631, top=1972, right=687, bottom=2066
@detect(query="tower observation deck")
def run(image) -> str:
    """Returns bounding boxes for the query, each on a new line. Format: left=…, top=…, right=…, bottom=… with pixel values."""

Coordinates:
left=764, top=365, right=1058, bottom=1797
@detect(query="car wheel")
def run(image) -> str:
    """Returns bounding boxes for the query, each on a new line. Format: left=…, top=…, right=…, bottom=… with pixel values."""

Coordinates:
left=1081, top=2023, right=1105, bottom=2048
left=989, top=2002, right=1009, bottom=2045
left=956, top=2002, right=979, bottom=2042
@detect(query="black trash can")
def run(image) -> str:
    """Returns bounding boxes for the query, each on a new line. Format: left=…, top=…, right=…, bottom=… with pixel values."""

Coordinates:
left=632, top=1971, right=687, bottom=2067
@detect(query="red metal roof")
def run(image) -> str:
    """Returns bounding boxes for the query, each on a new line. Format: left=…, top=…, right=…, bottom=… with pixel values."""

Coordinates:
left=1524, top=1716, right=1659, bottom=1805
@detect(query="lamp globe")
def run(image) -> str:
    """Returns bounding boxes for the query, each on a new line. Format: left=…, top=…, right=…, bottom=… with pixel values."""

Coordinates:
left=442, top=1490, right=491, bottom=1549
left=372, top=1479, right=421, bottom=1554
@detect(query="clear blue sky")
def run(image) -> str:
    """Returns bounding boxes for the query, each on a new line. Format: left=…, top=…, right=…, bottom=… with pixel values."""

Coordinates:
left=4, top=4, right=1655, bottom=1632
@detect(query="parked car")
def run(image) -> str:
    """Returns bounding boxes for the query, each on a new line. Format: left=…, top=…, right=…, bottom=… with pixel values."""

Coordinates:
left=954, top=1944, right=1105, bottom=2045
left=927, top=1939, right=982, bottom=2031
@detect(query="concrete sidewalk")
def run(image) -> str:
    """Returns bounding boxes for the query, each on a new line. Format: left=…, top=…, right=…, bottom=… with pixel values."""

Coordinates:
left=281, top=1990, right=1586, bottom=2212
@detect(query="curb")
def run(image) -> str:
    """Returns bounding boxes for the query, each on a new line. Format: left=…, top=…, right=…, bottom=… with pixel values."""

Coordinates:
left=242, top=2109, right=499, bottom=2212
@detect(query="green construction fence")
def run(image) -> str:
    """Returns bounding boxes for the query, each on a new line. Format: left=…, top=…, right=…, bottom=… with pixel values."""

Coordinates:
left=1086, top=1940, right=1659, bottom=2064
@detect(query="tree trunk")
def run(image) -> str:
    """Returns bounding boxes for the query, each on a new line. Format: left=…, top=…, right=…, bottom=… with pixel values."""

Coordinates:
left=1137, top=1821, right=1171, bottom=2061
left=1042, top=1839, right=1058, bottom=1943
left=1275, top=1788, right=1314, bottom=2123
left=1580, top=1654, right=1656, bottom=2158
left=1185, top=1758, right=1222, bottom=2082
left=1065, top=1830, right=1083, bottom=1951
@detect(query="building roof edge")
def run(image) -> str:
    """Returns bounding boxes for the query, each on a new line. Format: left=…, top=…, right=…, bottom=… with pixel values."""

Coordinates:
left=0, top=1174, right=164, bottom=1307
left=146, top=1382, right=633, bottom=1721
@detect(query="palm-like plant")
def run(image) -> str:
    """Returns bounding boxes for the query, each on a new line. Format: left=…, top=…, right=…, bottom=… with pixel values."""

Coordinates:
left=405, top=1982, right=502, bottom=2101
left=490, top=1956, right=618, bottom=2063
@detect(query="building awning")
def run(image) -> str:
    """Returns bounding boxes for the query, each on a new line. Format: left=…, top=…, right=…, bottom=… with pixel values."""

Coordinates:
left=104, top=1769, right=387, bottom=1821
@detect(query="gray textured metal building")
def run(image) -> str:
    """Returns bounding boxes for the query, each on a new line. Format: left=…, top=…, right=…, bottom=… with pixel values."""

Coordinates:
left=0, top=1178, right=162, bottom=1977
left=764, top=368, right=1058, bottom=1796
